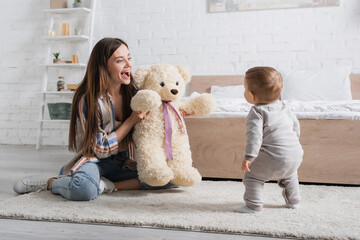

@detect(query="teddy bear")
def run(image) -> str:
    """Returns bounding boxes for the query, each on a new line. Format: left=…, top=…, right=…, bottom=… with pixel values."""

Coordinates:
left=130, top=64, right=216, bottom=187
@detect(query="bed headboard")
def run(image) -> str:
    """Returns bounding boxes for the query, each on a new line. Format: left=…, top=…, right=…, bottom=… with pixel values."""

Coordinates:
left=351, top=74, right=360, bottom=99
left=190, top=74, right=360, bottom=100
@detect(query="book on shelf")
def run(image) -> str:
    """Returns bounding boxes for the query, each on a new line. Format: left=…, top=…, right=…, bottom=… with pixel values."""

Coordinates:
left=66, top=84, right=79, bottom=91
left=54, top=60, right=73, bottom=64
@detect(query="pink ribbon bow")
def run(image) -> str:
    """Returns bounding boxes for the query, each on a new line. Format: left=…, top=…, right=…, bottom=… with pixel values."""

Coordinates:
left=162, top=101, right=186, bottom=161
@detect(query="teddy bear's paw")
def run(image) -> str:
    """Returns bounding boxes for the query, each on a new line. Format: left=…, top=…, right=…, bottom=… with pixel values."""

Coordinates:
left=195, top=94, right=217, bottom=116
left=170, top=167, right=202, bottom=187
left=139, top=166, right=174, bottom=187
left=131, top=89, right=161, bottom=112
left=182, top=93, right=217, bottom=117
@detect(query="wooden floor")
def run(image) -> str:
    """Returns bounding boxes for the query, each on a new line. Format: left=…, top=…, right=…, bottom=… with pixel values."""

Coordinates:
left=0, top=145, right=287, bottom=240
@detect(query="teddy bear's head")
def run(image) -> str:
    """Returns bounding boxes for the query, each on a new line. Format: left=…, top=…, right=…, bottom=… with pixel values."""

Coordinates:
left=133, top=64, right=190, bottom=102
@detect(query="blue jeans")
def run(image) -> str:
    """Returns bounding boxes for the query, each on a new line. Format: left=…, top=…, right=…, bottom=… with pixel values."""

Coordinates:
left=50, top=151, right=177, bottom=201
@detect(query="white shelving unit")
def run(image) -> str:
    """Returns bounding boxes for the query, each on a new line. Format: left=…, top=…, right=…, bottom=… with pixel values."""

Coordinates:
left=36, top=0, right=96, bottom=149
left=43, top=7, right=92, bottom=14
left=40, top=63, right=87, bottom=68
left=42, top=35, right=90, bottom=41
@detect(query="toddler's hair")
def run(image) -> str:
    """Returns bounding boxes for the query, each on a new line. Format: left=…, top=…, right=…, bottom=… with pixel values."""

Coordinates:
left=245, top=66, right=283, bottom=103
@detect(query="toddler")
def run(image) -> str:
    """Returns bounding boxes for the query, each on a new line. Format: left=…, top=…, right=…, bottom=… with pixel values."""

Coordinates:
left=235, top=66, right=303, bottom=214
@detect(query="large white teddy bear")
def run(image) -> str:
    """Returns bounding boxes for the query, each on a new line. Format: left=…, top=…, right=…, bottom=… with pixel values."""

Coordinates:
left=131, top=64, right=216, bottom=187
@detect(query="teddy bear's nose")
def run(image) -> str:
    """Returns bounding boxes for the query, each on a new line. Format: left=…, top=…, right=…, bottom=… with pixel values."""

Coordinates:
left=171, top=89, right=178, bottom=95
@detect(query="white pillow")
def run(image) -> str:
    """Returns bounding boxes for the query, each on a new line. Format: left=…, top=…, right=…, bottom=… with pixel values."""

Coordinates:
left=210, top=85, right=245, bottom=99
left=280, top=67, right=352, bottom=101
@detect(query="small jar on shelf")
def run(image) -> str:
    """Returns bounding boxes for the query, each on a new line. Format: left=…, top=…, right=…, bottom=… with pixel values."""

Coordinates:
left=57, top=76, right=65, bottom=91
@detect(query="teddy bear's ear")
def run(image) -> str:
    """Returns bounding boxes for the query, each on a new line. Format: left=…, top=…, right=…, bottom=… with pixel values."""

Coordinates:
left=133, top=65, right=152, bottom=89
left=176, top=65, right=191, bottom=83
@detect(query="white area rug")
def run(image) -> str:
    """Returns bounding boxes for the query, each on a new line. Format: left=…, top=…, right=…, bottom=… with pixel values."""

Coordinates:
left=0, top=181, right=359, bottom=239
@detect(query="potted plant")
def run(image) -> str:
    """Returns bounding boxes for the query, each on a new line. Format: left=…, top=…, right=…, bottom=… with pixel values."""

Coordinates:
left=73, top=0, right=83, bottom=8
left=53, top=52, right=61, bottom=64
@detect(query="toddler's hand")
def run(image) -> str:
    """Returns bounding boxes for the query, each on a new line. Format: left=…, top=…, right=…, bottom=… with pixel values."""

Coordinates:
left=241, top=160, right=251, bottom=173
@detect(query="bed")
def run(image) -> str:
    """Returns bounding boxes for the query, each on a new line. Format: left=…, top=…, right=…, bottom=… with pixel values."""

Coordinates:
left=184, top=69, right=360, bottom=185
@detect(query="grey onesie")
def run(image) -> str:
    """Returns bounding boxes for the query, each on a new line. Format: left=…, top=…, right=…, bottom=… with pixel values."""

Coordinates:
left=243, top=100, right=303, bottom=211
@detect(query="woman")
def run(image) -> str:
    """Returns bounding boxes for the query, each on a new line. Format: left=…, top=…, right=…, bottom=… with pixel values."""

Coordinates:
left=14, top=38, right=175, bottom=200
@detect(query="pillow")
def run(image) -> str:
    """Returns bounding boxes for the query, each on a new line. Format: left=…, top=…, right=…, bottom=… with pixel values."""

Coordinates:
left=189, top=91, right=201, bottom=98
left=210, top=85, right=245, bottom=99
left=280, top=67, right=352, bottom=101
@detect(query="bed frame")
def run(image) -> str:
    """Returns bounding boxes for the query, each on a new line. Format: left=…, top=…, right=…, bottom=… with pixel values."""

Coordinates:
left=185, top=74, right=360, bottom=185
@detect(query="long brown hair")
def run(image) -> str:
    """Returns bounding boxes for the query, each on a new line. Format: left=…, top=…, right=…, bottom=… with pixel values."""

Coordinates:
left=245, top=66, right=283, bottom=103
left=68, top=38, right=135, bottom=156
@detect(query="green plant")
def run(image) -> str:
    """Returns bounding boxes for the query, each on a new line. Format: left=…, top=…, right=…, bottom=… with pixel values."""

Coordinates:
left=53, top=52, right=60, bottom=59
left=75, top=0, right=82, bottom=3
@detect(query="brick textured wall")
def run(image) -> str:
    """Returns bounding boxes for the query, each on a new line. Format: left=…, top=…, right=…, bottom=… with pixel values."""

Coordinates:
left=1, top=0, right=359, bottom=146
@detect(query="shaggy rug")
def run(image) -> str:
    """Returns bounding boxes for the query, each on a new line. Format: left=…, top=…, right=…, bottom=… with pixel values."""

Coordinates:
left=0, top=181, right=359, bottom=240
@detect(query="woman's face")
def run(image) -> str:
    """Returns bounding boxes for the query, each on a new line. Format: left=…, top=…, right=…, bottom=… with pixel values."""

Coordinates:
left=107, top=44, right=132, bottom=86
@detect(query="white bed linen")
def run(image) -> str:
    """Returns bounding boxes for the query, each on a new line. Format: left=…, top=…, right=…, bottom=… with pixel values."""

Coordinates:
left=184, top=94, right=360, bottom=120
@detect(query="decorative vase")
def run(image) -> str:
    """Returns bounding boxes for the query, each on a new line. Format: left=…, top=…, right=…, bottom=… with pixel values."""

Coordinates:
left=73, top=1, right=83, bottom=8
left=75, top=27, right=81, bottom=35
left=53, top=59, right=61, bottom=64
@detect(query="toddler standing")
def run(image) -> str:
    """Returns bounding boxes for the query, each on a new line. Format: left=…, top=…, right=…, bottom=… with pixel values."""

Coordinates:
left=235, top=66, right=303, bottom=214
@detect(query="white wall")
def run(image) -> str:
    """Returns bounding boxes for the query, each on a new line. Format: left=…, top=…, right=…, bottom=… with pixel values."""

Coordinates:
left=1, top=0, right=360, bottom=146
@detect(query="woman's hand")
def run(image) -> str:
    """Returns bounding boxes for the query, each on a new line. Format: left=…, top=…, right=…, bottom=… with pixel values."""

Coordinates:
left=179, top=109, right=194, bottom=117
left=115, top=111, right=148, bottom=143
left=124, top=158, right=137, bottom=171
left=241, top=159, right=252, bottom=173
left=129, top=111, right=148, bottom=124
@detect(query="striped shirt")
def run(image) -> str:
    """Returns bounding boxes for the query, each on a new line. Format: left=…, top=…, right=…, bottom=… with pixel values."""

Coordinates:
left=61, top=92, right=135, bottom=175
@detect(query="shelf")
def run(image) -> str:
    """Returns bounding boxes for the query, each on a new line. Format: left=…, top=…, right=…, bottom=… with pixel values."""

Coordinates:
left=43, top=8, right=91, bottom=14
left=39, top=119, right=70, bottom=123
left=41, top=63, right=87, bottom=68
left=39, top=91, right=75, bottom=95
left=42, top=35, right=90, bottom=41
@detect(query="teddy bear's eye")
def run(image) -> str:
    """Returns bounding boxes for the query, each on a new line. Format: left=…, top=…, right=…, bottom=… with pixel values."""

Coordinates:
left=176, top=81, right=179, bottom=86
left=160, top=82, right=165, bottom=87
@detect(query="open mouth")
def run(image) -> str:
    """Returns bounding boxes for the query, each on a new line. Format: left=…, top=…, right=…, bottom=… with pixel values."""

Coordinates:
left=121, top=71, right=130, bottom=78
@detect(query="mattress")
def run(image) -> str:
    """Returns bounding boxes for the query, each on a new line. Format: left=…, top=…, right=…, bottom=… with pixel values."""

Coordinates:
left=184, top=93, right=360, bottom=120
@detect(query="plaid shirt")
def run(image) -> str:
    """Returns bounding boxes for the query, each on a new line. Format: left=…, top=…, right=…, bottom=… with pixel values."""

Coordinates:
left=61, top=92, right=134, bottom=175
